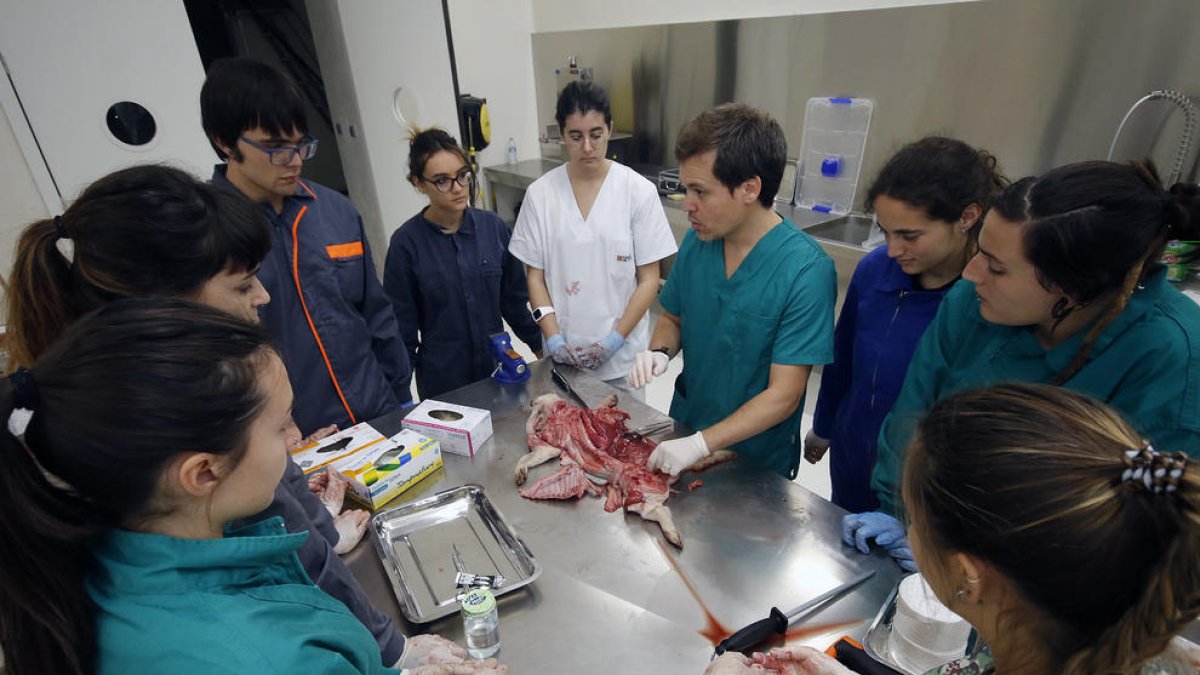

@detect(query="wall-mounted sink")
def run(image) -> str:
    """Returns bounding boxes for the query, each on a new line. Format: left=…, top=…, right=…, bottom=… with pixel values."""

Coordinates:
left=801, top=213, right=875, bottom=250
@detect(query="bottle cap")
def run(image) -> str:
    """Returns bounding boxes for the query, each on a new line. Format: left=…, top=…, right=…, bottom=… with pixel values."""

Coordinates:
left=461, top=588, right=497, bottom=616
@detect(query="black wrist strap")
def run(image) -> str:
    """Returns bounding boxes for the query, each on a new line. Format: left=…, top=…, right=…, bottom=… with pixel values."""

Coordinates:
left=651, top=347, right=671, bottom=357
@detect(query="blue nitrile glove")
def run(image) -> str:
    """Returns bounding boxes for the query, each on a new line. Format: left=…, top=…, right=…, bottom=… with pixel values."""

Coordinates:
left=546, top=334, right=579, bottom=366
left=573, top=330, right=625, bottom=370
left=597, top=330, right=625, bottom=362
left=842, top=511, right=918, bottom=572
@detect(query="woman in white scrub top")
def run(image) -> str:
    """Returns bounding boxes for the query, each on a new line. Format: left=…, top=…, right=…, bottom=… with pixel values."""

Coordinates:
left=510, top=81, right=677, bottom=395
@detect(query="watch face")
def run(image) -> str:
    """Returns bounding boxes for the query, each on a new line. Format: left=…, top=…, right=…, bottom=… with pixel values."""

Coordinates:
left=532, top=308, right=543, bottom=321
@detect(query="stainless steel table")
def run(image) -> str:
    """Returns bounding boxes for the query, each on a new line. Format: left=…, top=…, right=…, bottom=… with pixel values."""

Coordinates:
left=346, top=360, right=902, bottom=672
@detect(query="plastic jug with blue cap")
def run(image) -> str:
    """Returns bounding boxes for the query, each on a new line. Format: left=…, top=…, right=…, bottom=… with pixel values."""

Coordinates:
left=794, top=97, right=874, bottom=216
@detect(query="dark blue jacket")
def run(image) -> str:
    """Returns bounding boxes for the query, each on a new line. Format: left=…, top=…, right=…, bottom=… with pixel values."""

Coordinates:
left=213, top=167, right=413, bottom=433
left=811, top=246, right=953, bottom=512
left=384, top=207, right=542, bottom=399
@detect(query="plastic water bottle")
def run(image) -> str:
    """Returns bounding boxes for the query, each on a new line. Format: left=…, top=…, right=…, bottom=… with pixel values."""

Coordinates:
left=460, top=588, right=500, bottom=658
left=506, top=137, right=518, bottom=165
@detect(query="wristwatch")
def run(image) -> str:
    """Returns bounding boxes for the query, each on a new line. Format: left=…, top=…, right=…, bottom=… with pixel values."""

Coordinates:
left=531, top=306, right=556, bottom=322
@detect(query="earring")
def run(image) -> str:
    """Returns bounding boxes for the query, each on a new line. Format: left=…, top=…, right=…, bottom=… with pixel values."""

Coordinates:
left=1051, top=297, right=1072, bottom=320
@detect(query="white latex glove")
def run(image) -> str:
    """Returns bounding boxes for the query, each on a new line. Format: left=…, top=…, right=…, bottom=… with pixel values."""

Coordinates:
left=750, top=646, right=854, bottom=674
left=308, top=468, right=346, bottom=517
left=704, top=652, right=771, bottom=675
left=332, top=509, right=369, bottom=555
left=405, top=660, right=508, bottom=675
left=627, top=350, right=669, bottom=389
left=394, top=634, right=468, bottom=669
left=803, top=430, right=831, bottom=464
left=646, top=431, right=710, bottom=476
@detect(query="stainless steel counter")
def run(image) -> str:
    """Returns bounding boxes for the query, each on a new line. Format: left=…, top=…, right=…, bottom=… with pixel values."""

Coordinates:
left=346, top=360, right=902, bottom=672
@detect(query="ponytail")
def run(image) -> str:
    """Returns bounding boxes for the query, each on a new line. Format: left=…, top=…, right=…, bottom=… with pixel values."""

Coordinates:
left=3, top=164, right=271, bottom=369
left=5, top=218, right=80, bottom=369
left=906, top=383, right=1200, bottom=675
left=1061, top=461, right=1200, bottom=674
left=0, top=298, right=276, bottom=675
left=0, top=373, right=102, bottom=675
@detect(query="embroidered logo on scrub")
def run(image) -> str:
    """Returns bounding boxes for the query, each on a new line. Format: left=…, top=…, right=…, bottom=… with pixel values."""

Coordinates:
left=565, top=281, right=582, bottom=296
left=616, top=254, right=631, bottom=262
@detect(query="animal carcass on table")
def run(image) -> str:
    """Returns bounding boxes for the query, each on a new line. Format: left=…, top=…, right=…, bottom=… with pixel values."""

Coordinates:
left=515, top=393, right=733, bottom=547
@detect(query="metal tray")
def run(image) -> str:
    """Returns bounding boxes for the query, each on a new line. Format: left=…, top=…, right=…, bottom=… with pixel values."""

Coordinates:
left=370, top=484, right=541, bottom=624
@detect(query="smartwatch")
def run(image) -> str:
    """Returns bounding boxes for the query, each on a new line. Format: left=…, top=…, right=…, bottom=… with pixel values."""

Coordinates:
left=531, top=306, right=556, bottom=322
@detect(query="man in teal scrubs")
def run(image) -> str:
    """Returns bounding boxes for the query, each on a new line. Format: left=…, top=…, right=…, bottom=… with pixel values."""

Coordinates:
left=628, top=103, right=836, bottom=479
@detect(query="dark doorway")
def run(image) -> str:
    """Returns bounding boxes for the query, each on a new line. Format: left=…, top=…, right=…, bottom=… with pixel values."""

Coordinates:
left=184, top=0, right=348, bottom=193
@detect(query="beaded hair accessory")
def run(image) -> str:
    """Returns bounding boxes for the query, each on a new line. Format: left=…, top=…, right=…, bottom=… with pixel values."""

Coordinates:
left=1122, top=444, right=1188, bottom=494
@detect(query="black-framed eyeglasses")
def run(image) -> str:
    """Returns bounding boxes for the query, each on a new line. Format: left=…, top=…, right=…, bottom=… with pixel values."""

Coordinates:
left=239, top=135, right=319, bottom=166
left=421, top=168, right=474, bottom=193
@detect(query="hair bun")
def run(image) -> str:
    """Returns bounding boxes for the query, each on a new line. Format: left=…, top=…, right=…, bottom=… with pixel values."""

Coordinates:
left=1168, top=182, right=1200, bottom=237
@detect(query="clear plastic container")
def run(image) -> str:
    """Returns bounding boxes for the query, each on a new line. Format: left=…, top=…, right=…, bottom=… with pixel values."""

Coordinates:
left=794, top=97, right=874, bottom=215
left=460, top=588, right=500, bottom=659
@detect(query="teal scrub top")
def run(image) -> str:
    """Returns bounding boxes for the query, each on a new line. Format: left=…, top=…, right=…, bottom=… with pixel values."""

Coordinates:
left=87, top=517, right=399, bottom=675
left=660, top=218, right=836, bottom=478
left=872, top=269, right=1200, bottom=515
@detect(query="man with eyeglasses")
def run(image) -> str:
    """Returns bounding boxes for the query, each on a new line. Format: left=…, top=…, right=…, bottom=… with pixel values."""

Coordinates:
left=202, top=57, right=413, bottom=438
left=199, top=58, right=421, bottom=664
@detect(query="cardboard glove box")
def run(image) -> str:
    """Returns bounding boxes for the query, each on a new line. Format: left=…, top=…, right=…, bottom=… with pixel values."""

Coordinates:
left=291, top=422, right=442, bottom=509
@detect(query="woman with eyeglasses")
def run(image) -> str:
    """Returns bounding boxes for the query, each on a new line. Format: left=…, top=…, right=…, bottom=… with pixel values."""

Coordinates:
left=384, top=127, right=543, bottom=399
left=509, top=81, right=677, bottom=397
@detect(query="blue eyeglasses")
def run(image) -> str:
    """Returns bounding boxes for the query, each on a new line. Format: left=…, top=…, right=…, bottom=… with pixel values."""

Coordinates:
left=239, top=135, right=319, bottom=166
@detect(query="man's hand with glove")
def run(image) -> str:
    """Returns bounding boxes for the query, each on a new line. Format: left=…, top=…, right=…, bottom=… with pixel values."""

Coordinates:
left=841, top=511, right=918, bottom=572
left=573, top=331, right=625, bottom=370
left=803, top=430, right=831, bottom=464
left=627, top=350, right=669, bottom=389
left=647, top=431, right=710, bottom=476
left=545, top=334, right=580, bottom=367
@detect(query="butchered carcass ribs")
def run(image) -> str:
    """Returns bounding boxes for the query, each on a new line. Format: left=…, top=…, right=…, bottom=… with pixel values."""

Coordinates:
left=515, top=393, right=733, bottom=547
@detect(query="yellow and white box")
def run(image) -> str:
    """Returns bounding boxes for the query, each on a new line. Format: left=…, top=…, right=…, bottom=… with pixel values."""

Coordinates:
left=292, top=423, right=443, bottom=509
left=402, top=400, right=494, bottom=458
left=335, top=429, right=442, bottom=509
left=291, top=422, right=386, bottom=474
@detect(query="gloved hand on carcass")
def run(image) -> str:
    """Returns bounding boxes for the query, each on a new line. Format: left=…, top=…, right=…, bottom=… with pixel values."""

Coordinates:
left=841, top=511, right=917, bottom=572
left=647, top=431, right=710, bottom=476
left=571, top=330, right=625, bottom=369
left=627, top=350, right=669, bottom=389
left=545, top=334, right=579, bottom=367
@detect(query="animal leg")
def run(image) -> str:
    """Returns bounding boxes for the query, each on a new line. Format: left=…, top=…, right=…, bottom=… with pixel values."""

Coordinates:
left=629, top=500, right=682, bottom=548
left=515, top=444, right=561, bottom=485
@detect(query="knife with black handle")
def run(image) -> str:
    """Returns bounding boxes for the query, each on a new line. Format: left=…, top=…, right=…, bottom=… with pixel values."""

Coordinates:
left=714, top=570, right=875, bottom=656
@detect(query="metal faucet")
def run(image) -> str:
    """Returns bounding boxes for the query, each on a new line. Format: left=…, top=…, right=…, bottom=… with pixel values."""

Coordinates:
left=1107, top=89, right=1197, bottom=185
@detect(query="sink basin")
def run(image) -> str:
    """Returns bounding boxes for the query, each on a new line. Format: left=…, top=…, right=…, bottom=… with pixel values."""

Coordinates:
left=802, top=213, right=876, bottom=249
